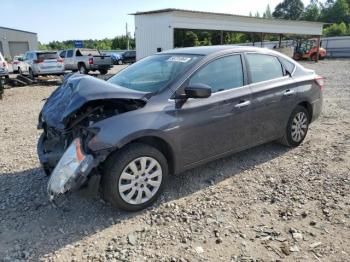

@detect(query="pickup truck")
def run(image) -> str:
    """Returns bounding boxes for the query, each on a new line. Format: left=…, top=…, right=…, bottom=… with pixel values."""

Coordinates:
left=59, top=48, right=112, bottom=75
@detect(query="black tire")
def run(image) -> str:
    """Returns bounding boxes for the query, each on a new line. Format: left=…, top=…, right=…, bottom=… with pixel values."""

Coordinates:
left=29, top=68, right=35, bottom=80
left=99, top=69, right=108, bottom=75
left=280, top=105, right=310, bottom=147
left=118, top=59, right=123, bottom=65
left=311, top=53, right=319, bottom=62
left=78, top=64, right=88, bottom=74
left=18, top=68, right=23, bottom=75
left=37, top=133, right=53, bottom=176
left=101, top=143, right=168, bottom=211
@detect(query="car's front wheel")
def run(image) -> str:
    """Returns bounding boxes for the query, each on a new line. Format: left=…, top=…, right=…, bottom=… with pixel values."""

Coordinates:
left=102, top=143, right=168, bottom=211
left=280, top=105, right=310, bottom=147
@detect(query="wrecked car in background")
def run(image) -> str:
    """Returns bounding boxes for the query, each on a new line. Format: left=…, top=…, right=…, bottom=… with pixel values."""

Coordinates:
left=37, top=46, right=323, bottom=211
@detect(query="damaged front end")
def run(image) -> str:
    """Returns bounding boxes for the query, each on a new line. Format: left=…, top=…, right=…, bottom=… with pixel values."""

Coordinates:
left=37, top=74, right=148, bottom=200
left=47, top=138, right=94, bottom=199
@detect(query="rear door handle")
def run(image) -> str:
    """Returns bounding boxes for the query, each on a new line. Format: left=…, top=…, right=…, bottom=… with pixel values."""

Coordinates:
left=284, top=89, right=296, bottom=96
left=234, top=100, right=251, bottom=108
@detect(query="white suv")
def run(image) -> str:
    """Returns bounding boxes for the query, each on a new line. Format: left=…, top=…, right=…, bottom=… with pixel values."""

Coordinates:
left=0, top=52, right=9, bottom=78
left=19, top=51, right=65, bottom=79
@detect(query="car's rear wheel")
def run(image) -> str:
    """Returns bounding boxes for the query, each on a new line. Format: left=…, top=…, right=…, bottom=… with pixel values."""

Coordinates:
left=280, top=106, right=309, bottom=147
left=99, top=69, right=108, bottom=75
left=118, top=59, right=123, bottom=65
left=78, top=64, right=88, bottom=74
left=101, top=143, right=168, bottom=211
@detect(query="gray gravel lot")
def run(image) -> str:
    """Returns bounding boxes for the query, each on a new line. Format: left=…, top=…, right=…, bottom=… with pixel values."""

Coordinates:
left=0, top=60, right=349, bottom=261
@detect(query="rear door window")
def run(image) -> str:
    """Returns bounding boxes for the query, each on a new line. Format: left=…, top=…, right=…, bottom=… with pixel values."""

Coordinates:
left=66, top=50, right=73, bottom=58
left=189, top=55, right=244, bottom=93
left=246, top=53, right=284, bottom=83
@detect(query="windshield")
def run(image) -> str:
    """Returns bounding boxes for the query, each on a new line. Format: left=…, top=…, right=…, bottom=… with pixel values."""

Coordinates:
left=108, top=54, right=202, bottom=93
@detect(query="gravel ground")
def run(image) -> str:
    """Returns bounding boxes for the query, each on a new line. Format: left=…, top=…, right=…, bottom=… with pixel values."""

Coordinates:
left=0, top=60, right=349, bottom=262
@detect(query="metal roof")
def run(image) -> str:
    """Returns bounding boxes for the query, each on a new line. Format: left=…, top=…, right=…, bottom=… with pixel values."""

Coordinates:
left=0, top=26, right=37, bottom=35
left=161, top=45, right=281, bottom=56
left=131, top=8, right=325, bottom=26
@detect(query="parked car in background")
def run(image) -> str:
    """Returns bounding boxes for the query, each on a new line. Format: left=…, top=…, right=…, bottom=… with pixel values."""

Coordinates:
left=102, top=51, right=125, bottom=65
left=0, top=52, right=9, bottom=78
left=19, top=51, right=64, bottom=79
left=111, top=52, right=123, bottom=65
left=121, top=50, right=136, bottom=64
left=12, top=55, right=24, bottom=73
left=59, top=48, right=112, bottom=75
left=38, top=46, right=324, bottom=211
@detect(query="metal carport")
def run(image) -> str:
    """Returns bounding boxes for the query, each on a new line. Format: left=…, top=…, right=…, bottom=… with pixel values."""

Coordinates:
left=132, top=9, right=325, bottom=61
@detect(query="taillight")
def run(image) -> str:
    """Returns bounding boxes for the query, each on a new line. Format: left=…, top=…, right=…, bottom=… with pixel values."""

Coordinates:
left=88, top=57, right=93, bottom=65
left=34, top=59, right=43, bottom=64
left=57, top=58, right=63, bottom=63
left=315, top=75, right=325, bottom=90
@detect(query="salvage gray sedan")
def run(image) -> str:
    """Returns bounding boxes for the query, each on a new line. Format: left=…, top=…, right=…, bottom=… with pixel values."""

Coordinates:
left=37, top=46, right=323, bottom=211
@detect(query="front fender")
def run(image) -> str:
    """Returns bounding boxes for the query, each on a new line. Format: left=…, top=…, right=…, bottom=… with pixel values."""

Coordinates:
left=87, top=108, right=179, bottom=154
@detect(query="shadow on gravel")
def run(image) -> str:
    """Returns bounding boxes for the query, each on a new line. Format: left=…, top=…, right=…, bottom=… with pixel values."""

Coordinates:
left=0, top=142, right=290, bottom=261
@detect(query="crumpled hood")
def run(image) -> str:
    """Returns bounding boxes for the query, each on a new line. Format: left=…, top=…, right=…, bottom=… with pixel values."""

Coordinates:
left=40, top=73, right=149, bottom=129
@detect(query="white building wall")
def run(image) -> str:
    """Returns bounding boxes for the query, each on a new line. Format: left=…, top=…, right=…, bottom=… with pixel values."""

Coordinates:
left=134, top=10, right=324, bottom=59
left=0, top=27, right=38, bottom=59
left=135, top=14, right=173, bottom=60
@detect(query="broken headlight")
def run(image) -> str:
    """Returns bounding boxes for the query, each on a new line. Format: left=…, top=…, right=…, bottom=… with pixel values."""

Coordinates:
left=47, top=138, right=95, bottom=200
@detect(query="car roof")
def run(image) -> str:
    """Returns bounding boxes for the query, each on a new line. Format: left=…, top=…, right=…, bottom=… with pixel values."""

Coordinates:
left=161, top=45, right=276, bottom=56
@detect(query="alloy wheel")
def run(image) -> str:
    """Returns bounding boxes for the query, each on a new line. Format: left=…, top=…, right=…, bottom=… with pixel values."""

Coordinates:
left=118, top=156, right=162, bottom=205
left=291, top=112, right=308, bottom=142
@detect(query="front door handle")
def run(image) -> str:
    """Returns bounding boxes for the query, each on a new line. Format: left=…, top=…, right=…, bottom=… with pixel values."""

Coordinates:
left=234, top=100, right=251, bottom=108
left=284, top=89, right=296, bottom=96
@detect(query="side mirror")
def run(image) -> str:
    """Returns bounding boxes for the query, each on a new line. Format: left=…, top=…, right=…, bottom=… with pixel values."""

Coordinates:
left=184, top=83, right=212, bottom=99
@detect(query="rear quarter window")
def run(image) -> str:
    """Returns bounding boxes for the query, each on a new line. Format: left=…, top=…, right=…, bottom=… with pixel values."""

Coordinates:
left=246, top=53, right=284, bottom=83
left=279, top=57, right=296, bottom=74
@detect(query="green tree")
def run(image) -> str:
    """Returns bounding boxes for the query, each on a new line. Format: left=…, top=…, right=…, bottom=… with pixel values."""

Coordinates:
left=272, top=0, right=305, bottom=20
left=183, top=31, right=199, bottom=47
left=302, top=3, right=321, bottom=21
left=321, top=0, right=350, bottom=23
left=111, top=36, right=135, bottom=50
left=323, top=22, right=349, bottom=36
left=263, top=5, right=273, bottom=18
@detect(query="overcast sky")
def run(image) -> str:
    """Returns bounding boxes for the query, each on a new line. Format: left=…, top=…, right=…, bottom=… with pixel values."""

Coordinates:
left=1, top=0, right=310, bottom=43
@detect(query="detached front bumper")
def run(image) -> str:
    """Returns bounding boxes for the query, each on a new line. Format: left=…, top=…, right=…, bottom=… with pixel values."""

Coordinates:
left=46, top=138, right=96, bottom=200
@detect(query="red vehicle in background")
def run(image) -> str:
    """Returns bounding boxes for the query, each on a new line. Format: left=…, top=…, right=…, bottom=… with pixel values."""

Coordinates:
left=293, top=38, right=327, bottom=61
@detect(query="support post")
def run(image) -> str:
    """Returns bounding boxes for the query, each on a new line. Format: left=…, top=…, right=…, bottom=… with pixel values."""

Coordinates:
left=261, top=33, right=264, bottom=47
left=220, top=30, right=223, bottom=45
left=279, top=34, right=282, bottom=48
left=251, top=33, right=254, bottom=46
left=316, top=35, right=321, bottom=63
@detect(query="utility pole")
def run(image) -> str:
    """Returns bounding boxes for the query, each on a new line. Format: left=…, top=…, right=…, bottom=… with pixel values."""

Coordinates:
left=126, top=22, right=130, bottom=50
